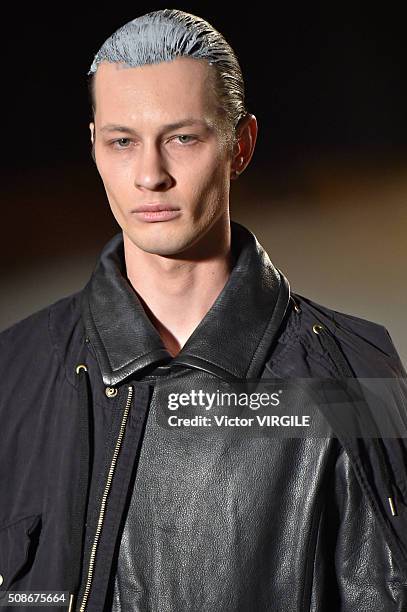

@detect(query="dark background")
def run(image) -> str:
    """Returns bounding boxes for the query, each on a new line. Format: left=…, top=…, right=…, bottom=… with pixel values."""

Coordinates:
left=2, top=4, right=407, bottom=363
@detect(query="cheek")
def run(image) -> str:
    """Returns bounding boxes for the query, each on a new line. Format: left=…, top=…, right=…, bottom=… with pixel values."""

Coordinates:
left=187, top=158, right=230, bottom=219
left=201, top=156, right=231, bottom=202
left=185, top=149, right=229, bottom=190
left=97, top=156, right=133, bottom=196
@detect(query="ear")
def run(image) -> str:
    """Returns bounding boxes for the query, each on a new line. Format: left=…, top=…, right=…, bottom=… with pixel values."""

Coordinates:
left=89, top=122, right=96, bottom=164
left=230, top=114, right=258, bottom=180
left=89, top=122, right=95, bottom=145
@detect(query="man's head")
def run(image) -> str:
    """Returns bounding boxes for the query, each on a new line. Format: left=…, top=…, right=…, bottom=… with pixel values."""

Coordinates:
left=87, top=9, right=257, bottom=258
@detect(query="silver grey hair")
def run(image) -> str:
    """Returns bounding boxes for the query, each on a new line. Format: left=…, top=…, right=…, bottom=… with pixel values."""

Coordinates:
left=87, top=9, right=248, bottom=154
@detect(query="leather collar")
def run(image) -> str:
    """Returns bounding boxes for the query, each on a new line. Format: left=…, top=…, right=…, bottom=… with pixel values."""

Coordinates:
left=81, top=221, right=291, bottom=386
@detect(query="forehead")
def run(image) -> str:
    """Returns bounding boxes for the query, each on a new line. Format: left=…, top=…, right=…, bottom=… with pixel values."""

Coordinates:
left=93, top=56, right=219, bottom=121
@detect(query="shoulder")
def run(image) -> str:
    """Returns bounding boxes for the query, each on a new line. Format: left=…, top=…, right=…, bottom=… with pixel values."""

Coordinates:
left=0, top=290, right=83, bottom=369
left=291, top=292, right=406, bottom=376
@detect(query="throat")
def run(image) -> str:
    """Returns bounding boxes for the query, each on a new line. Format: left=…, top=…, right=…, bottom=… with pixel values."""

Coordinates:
left=154, top=319, right=191, bottom=358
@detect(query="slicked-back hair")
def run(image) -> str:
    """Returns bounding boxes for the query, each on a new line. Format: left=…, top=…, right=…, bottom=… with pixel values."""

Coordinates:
left=87, top=9, right=248, bottom=157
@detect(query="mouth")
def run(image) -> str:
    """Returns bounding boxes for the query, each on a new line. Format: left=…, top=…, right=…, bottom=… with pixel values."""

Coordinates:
left=132, top=204, right=180, bottom=213
left=131, top=204, right=182, bottom=223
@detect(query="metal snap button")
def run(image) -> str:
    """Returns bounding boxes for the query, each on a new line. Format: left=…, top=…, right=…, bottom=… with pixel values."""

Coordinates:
left=105, top=387, right=118, bottom=398
left=312, top=324, right=325, bottom=334
left=291, top=296, right=301, bottom=313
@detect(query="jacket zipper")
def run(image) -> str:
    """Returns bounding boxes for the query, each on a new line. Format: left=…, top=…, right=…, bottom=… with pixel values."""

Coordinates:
left=74, top=384, right=134, bottom=612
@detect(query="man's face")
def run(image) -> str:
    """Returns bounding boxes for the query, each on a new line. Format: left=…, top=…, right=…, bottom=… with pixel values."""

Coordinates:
left=90, top=56, right=236, bottom=257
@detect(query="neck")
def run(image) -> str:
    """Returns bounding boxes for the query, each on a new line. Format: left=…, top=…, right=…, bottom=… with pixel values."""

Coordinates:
left=123, top=218, right=234, bottom=357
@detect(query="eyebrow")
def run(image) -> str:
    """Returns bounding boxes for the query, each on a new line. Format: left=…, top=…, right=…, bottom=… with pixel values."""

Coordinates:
left=100, top=118, right=214, bottom=135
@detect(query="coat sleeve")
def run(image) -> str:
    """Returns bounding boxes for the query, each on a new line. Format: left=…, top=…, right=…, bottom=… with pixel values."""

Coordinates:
left=310, top=446, right=407, bottom=612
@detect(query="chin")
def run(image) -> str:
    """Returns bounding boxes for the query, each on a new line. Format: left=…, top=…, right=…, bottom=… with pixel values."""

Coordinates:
left=125, top=231, right=189, bottom=257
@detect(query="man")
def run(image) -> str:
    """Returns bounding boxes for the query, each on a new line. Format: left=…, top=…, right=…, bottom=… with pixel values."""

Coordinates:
left=1, top=9, right=407, bottom=612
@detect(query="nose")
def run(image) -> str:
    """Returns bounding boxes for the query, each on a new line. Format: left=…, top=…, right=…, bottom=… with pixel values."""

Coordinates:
left=134, top=142, right=172, bottom=191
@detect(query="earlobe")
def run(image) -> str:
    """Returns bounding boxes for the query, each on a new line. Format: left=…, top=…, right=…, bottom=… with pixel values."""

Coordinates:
left=230, top=157, right=244, bottom=180
left=233, top=157, right=244, bottom=176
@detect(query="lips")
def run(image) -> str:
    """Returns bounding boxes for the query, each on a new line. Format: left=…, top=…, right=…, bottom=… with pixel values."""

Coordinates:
left=132, top=207, right=182, bottom=223
left=133, top=204, right=180, bottom=212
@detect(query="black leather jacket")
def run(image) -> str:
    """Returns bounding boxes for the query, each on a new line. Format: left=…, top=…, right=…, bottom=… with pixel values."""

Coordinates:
left=0, top=221, right=406, bottom=612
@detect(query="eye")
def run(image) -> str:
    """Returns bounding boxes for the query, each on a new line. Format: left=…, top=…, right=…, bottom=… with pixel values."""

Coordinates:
left=172, top=135, right=196, bottom=144
left=112, top=138, right=131, bottom=148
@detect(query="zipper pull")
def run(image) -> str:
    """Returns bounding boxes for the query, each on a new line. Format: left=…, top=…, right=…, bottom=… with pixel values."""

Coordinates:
left=68, top=592, right=76, bottom=611
left=388, top=495, right=397, bottom=517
